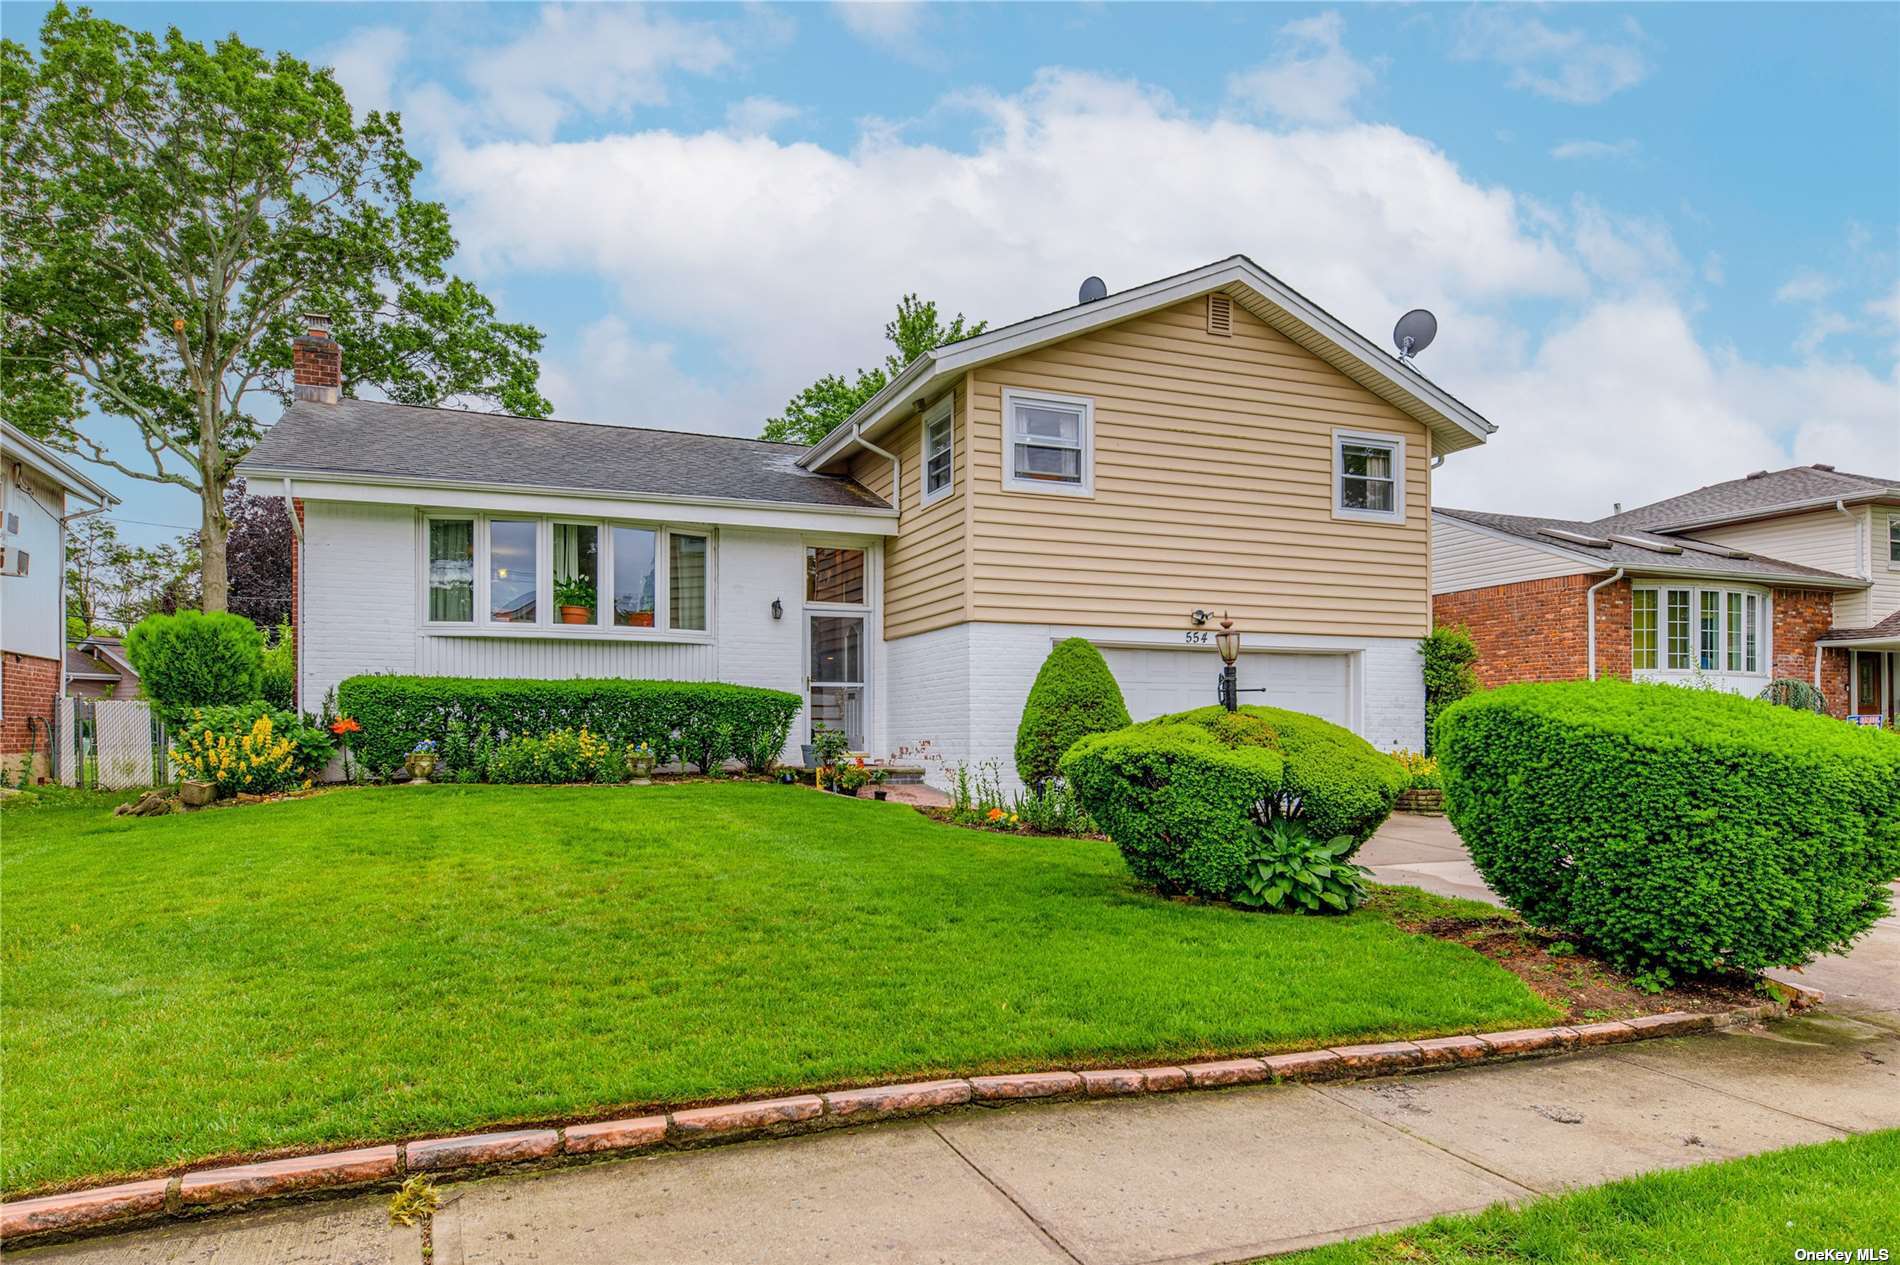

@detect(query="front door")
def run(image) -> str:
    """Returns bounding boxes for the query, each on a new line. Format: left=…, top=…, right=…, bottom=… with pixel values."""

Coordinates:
left=807, top=613, right=866, bottom=749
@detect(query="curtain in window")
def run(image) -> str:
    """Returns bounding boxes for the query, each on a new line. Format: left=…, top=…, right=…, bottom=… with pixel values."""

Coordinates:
left=428, top=520, right=474, bottom=622
left=669, top=533, right=708, bottom=630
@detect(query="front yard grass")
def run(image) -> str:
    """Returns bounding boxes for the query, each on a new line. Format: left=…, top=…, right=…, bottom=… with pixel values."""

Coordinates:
left=1274, top=1129, right=1900, bottom=1263
left=1, top=783, right=1553, bottom=1193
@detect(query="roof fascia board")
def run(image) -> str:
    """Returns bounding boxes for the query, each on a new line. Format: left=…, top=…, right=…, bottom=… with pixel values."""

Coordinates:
left=1622, top=566, right=1867, bottom=591
left=249, top=470, right=899, bottom=536
left=0, top=421, right=117, bottom=505
left=801, top=256, right=1495, bottom=470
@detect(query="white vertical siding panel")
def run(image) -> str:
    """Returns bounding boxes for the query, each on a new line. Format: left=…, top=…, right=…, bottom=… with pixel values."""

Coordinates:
left=1431, top=515, right=1589, bottom=594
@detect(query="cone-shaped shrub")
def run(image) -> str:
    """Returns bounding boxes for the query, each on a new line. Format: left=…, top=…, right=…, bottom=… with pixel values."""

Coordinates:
left=1437, top=680, right=1900, bottom=979
left=1014, top=637, right=1131, bottom=788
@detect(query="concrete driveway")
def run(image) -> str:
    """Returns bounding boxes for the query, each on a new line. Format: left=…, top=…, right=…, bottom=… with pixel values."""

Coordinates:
left=1360, top=812, right=1900, bottom=1021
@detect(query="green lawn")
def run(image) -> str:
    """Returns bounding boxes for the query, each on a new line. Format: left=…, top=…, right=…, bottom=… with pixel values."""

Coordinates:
left=0, top=783, right=1552, bottom=1193
left=1275, top=1130, right=1900, bottom=1263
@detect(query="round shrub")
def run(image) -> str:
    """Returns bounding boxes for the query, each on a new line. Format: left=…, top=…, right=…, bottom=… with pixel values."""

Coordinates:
left=124, top=611, right=264, bottom=718
left=1015, top=638, right=1131, bottom=789
left=1437, top=680, right=1900, bottom=979
left=1061, top=724, right=1283, bottom=898
left=1155, top=705, right=1405, bottom=850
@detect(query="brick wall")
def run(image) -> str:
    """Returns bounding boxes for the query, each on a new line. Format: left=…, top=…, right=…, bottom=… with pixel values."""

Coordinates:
left=1, top=651, right=60, bottom=783
left=1770, top=588, right=1849, bottom=716
left=1433, top=574, right=1632, bottom=687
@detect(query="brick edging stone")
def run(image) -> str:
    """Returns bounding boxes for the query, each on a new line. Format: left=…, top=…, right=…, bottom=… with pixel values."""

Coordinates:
left=0, top=999, right=1805, bottom=1245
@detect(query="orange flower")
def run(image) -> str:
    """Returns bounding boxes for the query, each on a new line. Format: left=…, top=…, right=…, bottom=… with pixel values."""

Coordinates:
left=330, top=716, right=362, bottom=736
left=986, top=807, right=1004, bottom=822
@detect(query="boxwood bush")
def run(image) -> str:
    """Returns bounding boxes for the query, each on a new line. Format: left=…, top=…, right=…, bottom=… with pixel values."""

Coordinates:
left=1014, top=638, right=1131, bottom=789
left=1437, top=680, right=1900, bottom=979
left=336, top=676, right=802, bottom=776
left=124, top=611, right=264, bottom=719
left=1061, top=724, right=1283, bottom=898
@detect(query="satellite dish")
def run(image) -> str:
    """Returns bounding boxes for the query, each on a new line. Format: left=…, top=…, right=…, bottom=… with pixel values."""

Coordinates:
left=1078, top=276, right=1108, bottom=304
left=1393, top=308, right=1437, bottom=360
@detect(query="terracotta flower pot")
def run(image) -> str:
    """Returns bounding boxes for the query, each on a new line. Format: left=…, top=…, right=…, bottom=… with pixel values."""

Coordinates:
left=560, top=605, right=591, bottom=625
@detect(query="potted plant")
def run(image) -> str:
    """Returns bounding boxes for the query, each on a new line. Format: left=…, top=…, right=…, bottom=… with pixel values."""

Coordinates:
left=554, top=576, right=596, bottom=624
left=624, top=740, right=657, bottom=785
left=835, top=760, right=870, bottom=797
left=405, top=739, right=438, bottom=784
left=810, top=723, right=850, bottom=790
left=869, top=767, right=890, bottom=801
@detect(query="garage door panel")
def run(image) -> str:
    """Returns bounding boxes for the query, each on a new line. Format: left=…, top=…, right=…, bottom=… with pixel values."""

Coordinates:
left=1097, top=646, right=1352, bottom=730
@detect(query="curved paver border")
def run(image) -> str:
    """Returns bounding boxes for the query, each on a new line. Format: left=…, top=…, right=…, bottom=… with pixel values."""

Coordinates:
left=1, top=991, right=1816, bottom=1247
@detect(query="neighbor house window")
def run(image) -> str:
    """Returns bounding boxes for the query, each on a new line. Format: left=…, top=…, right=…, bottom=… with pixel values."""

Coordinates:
left=427, top=519, right=475, bottom=622
left=610, top=526, right=657, bottom=627
left=1889, top=515, right=1899, bottom=565
left=806, top=547, right=865, bottom=605
left=1002, top=388, right=1092, bottom=496
left=669, top=533, right=708, bottom=632
left=1332, top=430, right=1405, bottom=524
left=488, top=520, right=538, bottom=623
left=921, top=399, right=954, bottom=505
left=1636, top=584, right=1764, bottom=674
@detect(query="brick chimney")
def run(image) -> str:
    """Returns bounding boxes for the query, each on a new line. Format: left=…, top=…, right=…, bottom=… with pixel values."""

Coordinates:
left=292, top=313, right=340, bottom=404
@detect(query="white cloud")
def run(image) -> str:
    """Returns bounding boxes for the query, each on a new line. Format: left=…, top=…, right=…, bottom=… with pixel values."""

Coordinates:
left=1702, top=252, right=1725, bottom=286
left=1454, top=10, right=1649, bottom=105
left=538, top=316, right=763, bottom=436
left=725, top=96, right=803, bottom=137
left=1550, top=138, right=1638, bottom=161
left=1570, top=200, right=1683, bottom=287
left=1227, top=11, right=1377, bottom=126
left=463, top=5, right=732, bottom=141
left=1793, top=310, right=1857, bottom=357
left=833, top=2, right=924, bottom=52
left=1775, top=269, right=1836, bottom=305
left=321, top=26, right=411, bottom=118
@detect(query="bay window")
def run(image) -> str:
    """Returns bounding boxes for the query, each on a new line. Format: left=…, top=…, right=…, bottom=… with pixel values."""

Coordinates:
left=421, top=513, right=711, bottom=636
left=1634, top=584, right=1765, bottom=675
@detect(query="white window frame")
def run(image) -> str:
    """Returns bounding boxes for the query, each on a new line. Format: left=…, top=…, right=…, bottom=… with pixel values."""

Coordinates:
left=416, top=511, right=714, bottom=641
left=1001, top=387, right=1094, bottom=498
left=1632, top=582, right=1769, bottom=679
left=919, top=396, right=955, bottom=507
left=1331, top=428, right=1407, bottom=525
left=1887, top=513, right=1899, bottom=568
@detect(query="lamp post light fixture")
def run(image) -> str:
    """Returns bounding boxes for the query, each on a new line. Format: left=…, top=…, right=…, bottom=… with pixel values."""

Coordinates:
left=1216, top=615, right=1240, bottom=711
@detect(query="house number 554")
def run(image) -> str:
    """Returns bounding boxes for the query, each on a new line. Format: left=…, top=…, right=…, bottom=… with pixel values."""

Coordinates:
left=1184, top=630, right=1210, bottom=645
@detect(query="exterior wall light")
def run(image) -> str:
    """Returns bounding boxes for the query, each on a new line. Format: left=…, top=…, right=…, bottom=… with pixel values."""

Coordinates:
left=771, top=598, right=783, bottom=620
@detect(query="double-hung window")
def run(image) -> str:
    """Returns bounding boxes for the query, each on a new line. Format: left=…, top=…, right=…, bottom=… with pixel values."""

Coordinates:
left=422, top=513, right=710, bottom=635
left=1002, top=389, right=1092, bottom=496
left=1889, top=515, right=1899, bottom=566
left=1634, top=584, right=1763, bottom=675
left=1333, top=430, right=1405, bottom=524
left=921, top=398, right=954, bottom=505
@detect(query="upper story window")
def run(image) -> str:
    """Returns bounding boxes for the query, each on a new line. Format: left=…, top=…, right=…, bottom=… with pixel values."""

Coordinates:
left=1888, top=513, right=1899, bottom=566
left=1632, top=584, right=1761, bottom=673
left=1002, top=388, right=1093, bottom=497
left=1332, top=429, right=1406, bottom=524
left=423, top=512, right=710, bottom=636
left=921, top=399, right=954, bottom=505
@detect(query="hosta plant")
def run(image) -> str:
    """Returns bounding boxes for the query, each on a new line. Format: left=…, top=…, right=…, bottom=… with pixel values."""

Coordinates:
left=1233, top=818, right=1371, bottom=915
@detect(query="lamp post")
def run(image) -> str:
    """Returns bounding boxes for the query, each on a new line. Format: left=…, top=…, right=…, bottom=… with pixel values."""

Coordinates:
left=1216, top=615, right=1240, bottom=712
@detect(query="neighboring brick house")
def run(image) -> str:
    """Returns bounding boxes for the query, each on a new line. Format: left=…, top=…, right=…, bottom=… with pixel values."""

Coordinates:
left=1432, top=465, right=1900, bottom=723
left=2, top=421, right=117, bottom=783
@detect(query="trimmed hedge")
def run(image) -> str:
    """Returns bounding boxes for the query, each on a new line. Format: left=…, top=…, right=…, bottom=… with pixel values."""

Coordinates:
left=1437, top=680, right=1900, bottom=978
left=124, top=611, right=263, bottom=719
left=336, top=676, right=802, bottom=776
left=1155, top=705, right=1406, bottom=849
left=1061, top=724, right=1283, bottom=898
left=1014, top=638, right=1132, bottom=789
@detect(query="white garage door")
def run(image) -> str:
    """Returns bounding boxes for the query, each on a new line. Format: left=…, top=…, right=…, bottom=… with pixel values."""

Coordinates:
left=1098, top=646, right=1353, bottom=730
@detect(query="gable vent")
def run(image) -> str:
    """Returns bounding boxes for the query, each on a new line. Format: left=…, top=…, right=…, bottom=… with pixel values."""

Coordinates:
left=1206, top=293, right=1233, bottom=337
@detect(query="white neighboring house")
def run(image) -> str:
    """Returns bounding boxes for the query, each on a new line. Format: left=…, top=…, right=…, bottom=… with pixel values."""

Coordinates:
left=1, top=420, right=116, bottom=783
left=240, top=260, right=1498, bottom=788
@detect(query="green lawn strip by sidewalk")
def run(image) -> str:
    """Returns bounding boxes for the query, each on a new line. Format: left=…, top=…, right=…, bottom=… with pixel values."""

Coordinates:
left=1, top=783, right=1553, bottom=1193
left=1273, top=1130, right=1900, bottom=1264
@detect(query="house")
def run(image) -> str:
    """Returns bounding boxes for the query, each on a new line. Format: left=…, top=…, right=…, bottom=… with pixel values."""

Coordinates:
left=1, top=420, right=117, bottom=783
left=237, top=257, right=1496, bottom=788
left=64, top=636, right=139, bottom=700
left=1432, top=465, right=1900, bottom=724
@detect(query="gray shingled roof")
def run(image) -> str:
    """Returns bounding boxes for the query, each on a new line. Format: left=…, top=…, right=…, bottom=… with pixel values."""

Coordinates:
left=1596, top=465, right=1898, bottom=532
left=1819, top=608, right=1900, bottom=643
left=238, top=398, right=890, bottom=512
left=1434, top=506, right=1867, bottom=586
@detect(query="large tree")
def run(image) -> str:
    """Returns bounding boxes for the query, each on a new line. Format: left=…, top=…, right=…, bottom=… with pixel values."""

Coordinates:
left=2, top=5, right=551, bottom=611
left=761, top=294, right=985, bottom=446
left=65, top=514, right=198, bottom=637
left=223, top=478, right=293, bottom=630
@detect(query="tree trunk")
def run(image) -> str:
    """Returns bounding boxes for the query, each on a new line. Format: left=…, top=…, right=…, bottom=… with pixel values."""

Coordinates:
left=200, top=475, right=229, bottom=613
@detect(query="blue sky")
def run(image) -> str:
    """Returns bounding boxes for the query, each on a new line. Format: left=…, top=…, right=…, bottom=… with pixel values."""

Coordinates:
left=7, top=1, right=1897, bottom=545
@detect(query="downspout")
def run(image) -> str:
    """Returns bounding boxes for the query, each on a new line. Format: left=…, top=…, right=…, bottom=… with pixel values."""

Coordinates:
left=282, top=480, right=305, bottom=713
left=844, top=424, right=901, bottom=516
left=1586, top=568, right=1626, bottom=681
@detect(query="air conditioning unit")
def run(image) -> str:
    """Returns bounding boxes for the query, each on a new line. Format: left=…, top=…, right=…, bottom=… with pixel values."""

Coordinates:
left=0, top=546, right=27, bottom=578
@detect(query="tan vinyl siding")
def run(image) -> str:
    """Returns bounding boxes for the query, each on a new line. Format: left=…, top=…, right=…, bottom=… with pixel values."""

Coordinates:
left=1696, top=507, right=1876, bottom=624
left=851, top=387, right=968, bottom=637
left=1432, top=514, right=1590, bottom=594
left=964, top=299, right=1434, bottom=637
left=1865, top=506, right=1900, bottom=627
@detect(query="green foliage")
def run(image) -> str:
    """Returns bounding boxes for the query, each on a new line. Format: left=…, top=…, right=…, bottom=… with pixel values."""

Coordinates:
left=2, top=4, right=548, bottom=610
left=1061, top=724, right=1284, bottom=898
left=483, top=728, right=625, bottom=785
left=1436, top=679, right=1900, bottom=978
left=809, top=722, right=851, bottom=770
left=1014, top=637, right=1132, bottom=789
left=761, top=294, right=986, bottom=445
left=1758, top=677, right=1827, bottom=713
left=124, top=610, right=263, bottom=718
left=1418, top=624, right=1480, bottom=753
left=1156, top=705, right=1406, bottom=849
left=1234, top=819, right=1370, bottom=914
left=336, top=676, right=802, bottom=776
left=552, top=576, right=596, bottom=614
left=1391, top=749, right=1441, bottom=790
left=168, top=702, right=333, bottom=795
left=258, top=621, right=294, bottom=711
left=946, top=758, right=1097, bottom=836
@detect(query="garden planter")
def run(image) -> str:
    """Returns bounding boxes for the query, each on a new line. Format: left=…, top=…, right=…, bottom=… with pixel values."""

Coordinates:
left=179, top=779, right=217, bottom=808
left=624, top=611, right=655, bottom=627
left=800, top=744, right=814, bottom=768
left=404, top=753, right=438, bottom=784
left=625, top=751, right=656, bottom=785
left=872, top=789, right=888, bottom=802
left=559, top=605, right=592, bottom=625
